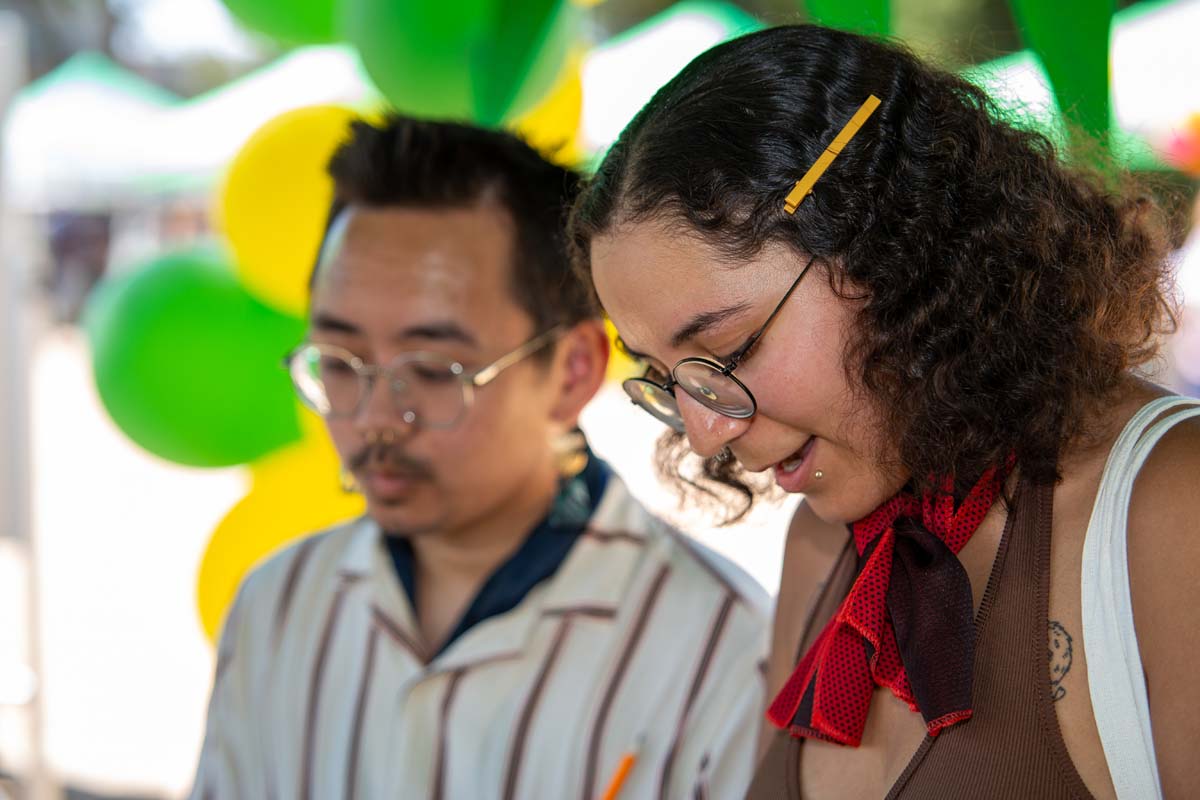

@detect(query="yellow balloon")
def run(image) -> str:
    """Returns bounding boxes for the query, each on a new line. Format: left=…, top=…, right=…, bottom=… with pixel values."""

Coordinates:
left=217, top=105, right=361, bottom=317
left=511, top=51, right=584, bottom=167
left=196, top=410, right=365, bottom=641
left=605, top=318, right=640, bottom=383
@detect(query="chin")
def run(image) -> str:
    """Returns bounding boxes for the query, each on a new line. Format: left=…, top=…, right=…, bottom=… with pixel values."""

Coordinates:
left=366, top=500, right=444, bottom=537
left=805, top=475, right=905, bottom=526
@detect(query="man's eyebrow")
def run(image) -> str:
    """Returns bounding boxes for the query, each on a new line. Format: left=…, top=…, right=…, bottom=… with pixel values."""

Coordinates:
left=396, top=321, right=479, bottom=347
left=312, top=312, right=360, bottom=335
left=310, top=314, right=479, bottom=347
left=669, top=302, right=753, bottom=349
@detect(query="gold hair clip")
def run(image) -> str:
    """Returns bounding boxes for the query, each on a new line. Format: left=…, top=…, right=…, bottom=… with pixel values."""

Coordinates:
left=783, top=94, right=881, bottom=214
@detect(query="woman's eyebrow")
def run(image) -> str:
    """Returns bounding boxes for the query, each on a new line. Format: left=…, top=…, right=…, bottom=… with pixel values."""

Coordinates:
left=669, top=302, right=753, bottom=349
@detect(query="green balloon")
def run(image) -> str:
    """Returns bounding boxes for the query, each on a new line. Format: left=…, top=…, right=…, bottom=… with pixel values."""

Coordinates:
left=222, top=0, right=339, bottom=44
left=1010, top=0, right=1114, bottom=141
left=803, top=0, right=890, bottom=35
left=343, top=0, right=575, bottom=125
left=84, top=248, right=306, bottom=468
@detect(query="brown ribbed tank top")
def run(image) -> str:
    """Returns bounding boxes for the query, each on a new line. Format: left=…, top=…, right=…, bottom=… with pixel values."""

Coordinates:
left=747, top=477, right=1096, bottom=799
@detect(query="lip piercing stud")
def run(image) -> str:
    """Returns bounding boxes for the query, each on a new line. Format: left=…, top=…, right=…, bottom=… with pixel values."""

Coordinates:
left=814, top=470, right=824, bottom=480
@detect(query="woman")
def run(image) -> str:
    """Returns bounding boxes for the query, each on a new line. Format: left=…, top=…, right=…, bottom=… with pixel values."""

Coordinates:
left=570, top=24, right=1198, bottom=800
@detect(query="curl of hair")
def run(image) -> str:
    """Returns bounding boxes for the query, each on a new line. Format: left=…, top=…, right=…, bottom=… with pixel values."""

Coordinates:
left=570, top=25, right=1177, bottom=511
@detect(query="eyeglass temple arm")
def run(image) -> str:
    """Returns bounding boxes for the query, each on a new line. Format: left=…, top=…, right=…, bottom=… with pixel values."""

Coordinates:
left=470, top=325, right=565, bottom=386
left=727, top=257, right=817, bottom=366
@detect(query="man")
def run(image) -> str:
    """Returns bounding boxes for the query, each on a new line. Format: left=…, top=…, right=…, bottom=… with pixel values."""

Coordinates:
left=191, top=116, right=769, bottom=799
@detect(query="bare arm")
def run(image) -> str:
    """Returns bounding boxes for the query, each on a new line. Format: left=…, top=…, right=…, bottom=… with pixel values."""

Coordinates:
left=1127, top=414, right=1200, bottom=799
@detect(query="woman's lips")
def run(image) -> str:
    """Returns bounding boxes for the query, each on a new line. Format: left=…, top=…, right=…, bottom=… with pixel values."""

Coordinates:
left=773, top=436, right=818, bottom=493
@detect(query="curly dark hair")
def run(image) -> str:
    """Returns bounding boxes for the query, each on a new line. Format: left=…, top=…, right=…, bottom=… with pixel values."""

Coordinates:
left=570, top=25, right=1177, bottom=517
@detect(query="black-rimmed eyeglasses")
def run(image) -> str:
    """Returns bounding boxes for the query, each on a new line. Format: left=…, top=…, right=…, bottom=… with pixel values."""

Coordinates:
left=621, top=256, right=816, bottom=432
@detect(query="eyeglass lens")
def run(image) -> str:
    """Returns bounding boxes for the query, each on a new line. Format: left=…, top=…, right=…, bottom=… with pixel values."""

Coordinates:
left=289, top=346, right=469, bottom=428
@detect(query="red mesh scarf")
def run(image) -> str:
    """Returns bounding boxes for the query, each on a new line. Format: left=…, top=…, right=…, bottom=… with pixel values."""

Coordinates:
left=766, top=465, right=1007, bottom=746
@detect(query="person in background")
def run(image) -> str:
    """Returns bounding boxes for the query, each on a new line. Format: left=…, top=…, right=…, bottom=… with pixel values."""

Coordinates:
left=572, top=24, right=1200, bottom=799
left=190, top=115, right=770, bottom=800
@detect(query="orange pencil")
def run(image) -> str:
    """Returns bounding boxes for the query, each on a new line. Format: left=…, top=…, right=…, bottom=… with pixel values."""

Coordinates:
left=600, top=734, right=644, bottom=800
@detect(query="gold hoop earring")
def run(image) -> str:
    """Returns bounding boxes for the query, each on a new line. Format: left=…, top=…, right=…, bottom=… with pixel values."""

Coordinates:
left=339, top=466, right=361, bottom=494
left=552, top=429, right=589, bottom=479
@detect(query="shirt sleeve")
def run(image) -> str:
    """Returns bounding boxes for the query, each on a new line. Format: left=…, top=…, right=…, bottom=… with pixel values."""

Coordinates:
left=189, top=582, right=268, bottom=800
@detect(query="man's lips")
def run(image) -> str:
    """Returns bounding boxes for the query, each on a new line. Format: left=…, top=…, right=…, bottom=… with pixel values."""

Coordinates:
left=359, top=468, right=427, bottom=499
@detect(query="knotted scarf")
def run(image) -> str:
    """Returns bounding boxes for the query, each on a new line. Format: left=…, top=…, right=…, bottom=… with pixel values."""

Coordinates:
left=766, top=465, right=1007, bottom=746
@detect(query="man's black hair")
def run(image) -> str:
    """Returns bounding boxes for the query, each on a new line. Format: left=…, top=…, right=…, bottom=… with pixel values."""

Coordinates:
left=313, top=114, right=595, bottom=336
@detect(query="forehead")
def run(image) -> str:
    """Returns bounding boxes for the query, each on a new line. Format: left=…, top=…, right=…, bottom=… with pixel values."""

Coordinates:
left=311, top=204, right=523, bottom=324
left=590, top=219, right=783, bottom=356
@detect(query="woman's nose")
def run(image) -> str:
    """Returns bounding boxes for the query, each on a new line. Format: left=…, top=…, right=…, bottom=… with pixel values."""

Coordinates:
left=674, top=389, right=750, bottom=459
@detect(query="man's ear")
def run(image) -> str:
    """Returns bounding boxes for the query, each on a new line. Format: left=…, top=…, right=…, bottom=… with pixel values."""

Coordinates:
left=549, top=320, right=609, bottom=426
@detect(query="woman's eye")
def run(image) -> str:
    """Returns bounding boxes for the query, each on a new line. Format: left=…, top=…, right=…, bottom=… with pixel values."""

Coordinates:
left=645, top=365, right=670, bottom=383
left=716, top=337, right=756, bottom=364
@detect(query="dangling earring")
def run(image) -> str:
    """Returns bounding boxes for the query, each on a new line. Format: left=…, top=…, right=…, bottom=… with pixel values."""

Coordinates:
left=339, top=466, right=361, bottom=494
left=552, top=428, right=589, bottom=479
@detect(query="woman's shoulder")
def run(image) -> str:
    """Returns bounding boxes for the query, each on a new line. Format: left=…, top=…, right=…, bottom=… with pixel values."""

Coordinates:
left=1101, top=385, right=1200, bottom=797
left=1123, top=389, right=1200, bottom=634
left=759, top=501, right=851, bottom=758
left=1087, top=382, right=1200, bottom=543
left=766, top=502, right=850, bottom=686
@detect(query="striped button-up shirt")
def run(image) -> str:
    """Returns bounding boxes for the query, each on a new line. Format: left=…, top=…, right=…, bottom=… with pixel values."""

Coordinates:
left=191, top=475, right=771, bottom=800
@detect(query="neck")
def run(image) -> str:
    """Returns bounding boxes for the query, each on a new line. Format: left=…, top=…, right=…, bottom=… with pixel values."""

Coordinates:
left=408, top=454, right=561, bottom=649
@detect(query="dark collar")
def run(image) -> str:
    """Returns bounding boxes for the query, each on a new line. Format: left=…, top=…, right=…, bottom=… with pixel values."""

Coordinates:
left=385, top=450, right=611, bottom=657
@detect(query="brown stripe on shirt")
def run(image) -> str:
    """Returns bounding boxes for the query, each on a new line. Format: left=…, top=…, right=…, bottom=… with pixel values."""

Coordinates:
left=345, top=625, right=381, bottom=800
left=584, top=529, right=646, bottom=546
left=657, top=591, right=736, bottom=798
left=543, top=605, right=618, bottom=620
left=274, top=536, right=321, bottom=648
left=502, top=617, right=575, bottom=800
left=581, top=564, right=672, bottom=800
left=430, top=668, right=467, bottom=800
left=372, top=604, right=429, bottom=663
left=663, top=528, right=741, bottom=598
left=301, top=583, right=349, bottom=800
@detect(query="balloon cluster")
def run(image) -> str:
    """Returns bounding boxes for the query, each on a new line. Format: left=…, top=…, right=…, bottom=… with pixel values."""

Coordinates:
left=223, top=0, right=577, bottom=126
left=85, top=1, right=594, bottom=641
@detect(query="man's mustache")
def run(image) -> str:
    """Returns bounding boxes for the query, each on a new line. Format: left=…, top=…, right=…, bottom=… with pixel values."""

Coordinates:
left=346, top=441, right=433, bottom=479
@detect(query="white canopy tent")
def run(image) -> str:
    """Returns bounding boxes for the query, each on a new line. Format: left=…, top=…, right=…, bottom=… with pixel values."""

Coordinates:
left=1, top=52, right=181, bottom=210
left=1, top=45, right=378, bottom=211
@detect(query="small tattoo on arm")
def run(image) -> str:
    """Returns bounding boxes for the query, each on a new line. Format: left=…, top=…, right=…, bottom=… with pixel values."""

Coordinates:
left=1048, top=620, right=1073, bottom=702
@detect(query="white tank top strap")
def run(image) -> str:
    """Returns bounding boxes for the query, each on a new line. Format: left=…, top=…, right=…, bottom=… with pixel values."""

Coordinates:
left=1081, top=394, right=1200, bottom=800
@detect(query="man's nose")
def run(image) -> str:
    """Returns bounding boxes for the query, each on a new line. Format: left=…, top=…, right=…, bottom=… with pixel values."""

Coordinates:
left=354, top=373, right=417, bottom=433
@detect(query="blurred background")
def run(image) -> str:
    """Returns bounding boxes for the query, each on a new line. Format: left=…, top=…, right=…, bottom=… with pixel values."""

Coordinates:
left=0, top=0, right=1198, bottom=797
